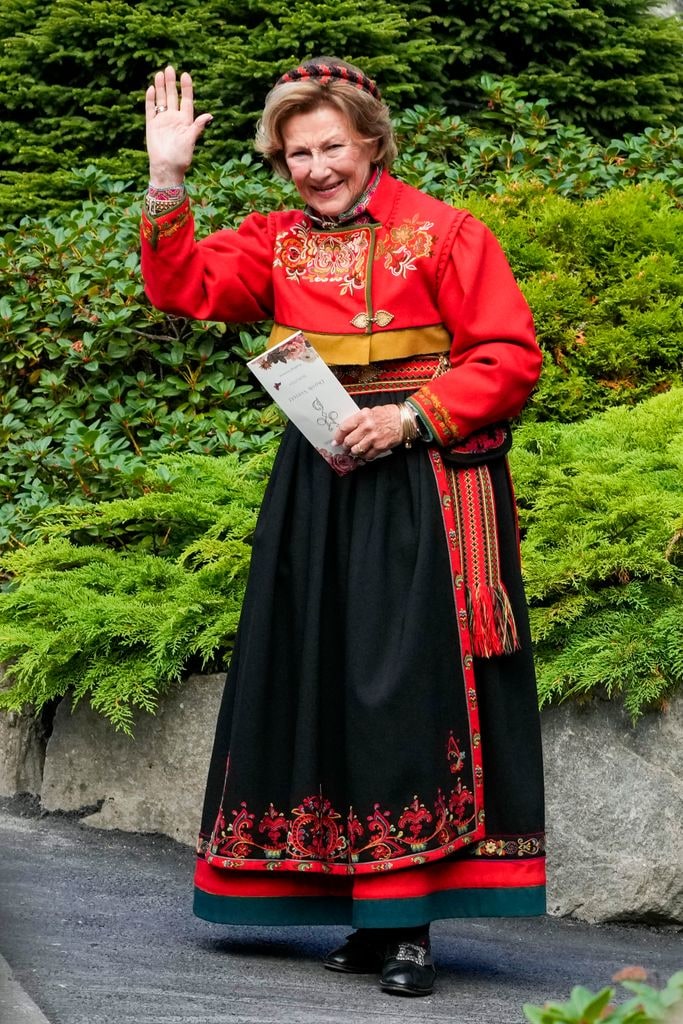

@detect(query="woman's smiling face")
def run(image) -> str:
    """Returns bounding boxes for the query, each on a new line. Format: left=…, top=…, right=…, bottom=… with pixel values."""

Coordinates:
left=282, top=105, right=377, bottom=218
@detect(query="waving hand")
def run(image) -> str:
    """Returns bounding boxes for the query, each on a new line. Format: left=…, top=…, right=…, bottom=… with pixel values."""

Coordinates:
left=145, top=66, right=213, bottom=187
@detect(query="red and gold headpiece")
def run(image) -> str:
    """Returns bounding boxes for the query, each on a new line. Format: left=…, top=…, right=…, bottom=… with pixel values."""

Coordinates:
left=276, top=59, right=381, bottom=101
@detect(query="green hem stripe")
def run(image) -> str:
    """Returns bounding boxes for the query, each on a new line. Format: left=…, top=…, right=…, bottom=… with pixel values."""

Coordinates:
left=194, top=886, right=546, bottom=927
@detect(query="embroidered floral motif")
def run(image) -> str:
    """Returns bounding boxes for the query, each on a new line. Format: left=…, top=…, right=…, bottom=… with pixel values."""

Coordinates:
left=288, top=793, right=347, bottom=860
left=446, top=425, right=510, bottom=458
left=374, top=216, right=435, bottom=277
left=449, top=779, right=475, bottom=828
left=273, top=222, right=370, bottom=295
left=207, top=733, right=477, bottom=867
left=474, top=834, right=545, bottom=858
left=447, top=732, right=466, bottom=773
left=258, top=802, right=289, bottom=854
left=398, top=797, right=434, bottom=850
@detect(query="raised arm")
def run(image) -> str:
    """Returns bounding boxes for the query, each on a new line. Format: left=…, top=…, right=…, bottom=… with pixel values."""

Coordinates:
left=141, top=67, right=275, bottom=324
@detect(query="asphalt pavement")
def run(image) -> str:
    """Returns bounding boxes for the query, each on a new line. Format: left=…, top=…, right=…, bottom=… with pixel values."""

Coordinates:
left=0, top=798, right=681, bottom=1024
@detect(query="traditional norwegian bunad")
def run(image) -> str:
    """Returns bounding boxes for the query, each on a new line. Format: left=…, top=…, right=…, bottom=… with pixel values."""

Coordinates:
left=141, top=170, right=546, bottom=928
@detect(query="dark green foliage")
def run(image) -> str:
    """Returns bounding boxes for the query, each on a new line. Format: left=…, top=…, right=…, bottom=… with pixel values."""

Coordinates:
left=0, top=0, right=439, bottom=222
left=195, top=0, right=438, bottom=135
left=2, top=0, right=682, bottom=222
left=393, top=95, right=683, bottom=202
left=0, top=451, right=275, bottom=733
left=3, top=86, right=682, bottom=224
left=0, top=166, right=287, bottom=548
left=511, top=388, right=683, bottom=720
left=415, top=0, right=683, bottom=140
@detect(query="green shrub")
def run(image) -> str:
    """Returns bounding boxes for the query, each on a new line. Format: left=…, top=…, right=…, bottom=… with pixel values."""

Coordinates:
left=511, top=388, right=683, bottom=720
left=418, top=0, right=683, bottom=141
left=3, top=89, right=682, bottom=223
left=0, top=170, right=285, bottom=548
left=393, top=94, right=683, bottom=202
left=0, top=450, right=275, bottom=733
left=0, top=0, right=439, bottom=222
left=2, top=0, right=681, bottom=219
left=460, top=183, right=683, bottom=423
left=0, top=391, right=680, bottom=728
left=523, top=968, right=683, bottom=1024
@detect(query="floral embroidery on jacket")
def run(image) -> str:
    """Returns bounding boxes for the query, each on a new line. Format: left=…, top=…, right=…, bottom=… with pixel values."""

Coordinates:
left=141, top=206, right=191, bottom=250
left=374, top=216, right=435, bottom=277
left=273, top=222, right=369, bottom=295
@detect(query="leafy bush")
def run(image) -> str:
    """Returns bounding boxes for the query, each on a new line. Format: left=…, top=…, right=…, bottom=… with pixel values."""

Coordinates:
left=0, top=391, right=680, bottom=728
left=511, top=388, right=683, bottom=720
left=3, top=81, right=682, bottom=223
left=0, top=0, right=439, bottom=221
left=393, top=90, right=683, bottom=202
left=2, top=0, right=681, bottom=220
left=460, top=183, right=683, bottom=423
left=0, top=170, right=286, bottom=547
left=0, top=451, right=275, bottom=733
left=420, top=0, right=683, bottom=141
left=523, top=967, right=683, bottom=1024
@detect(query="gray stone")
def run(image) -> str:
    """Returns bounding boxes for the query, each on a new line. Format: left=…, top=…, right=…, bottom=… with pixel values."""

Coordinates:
left=40, top=673, right=225, bottom=847
left=542, top=696, right=683, bottom=924
left=0, top=709, right=45, bottom=798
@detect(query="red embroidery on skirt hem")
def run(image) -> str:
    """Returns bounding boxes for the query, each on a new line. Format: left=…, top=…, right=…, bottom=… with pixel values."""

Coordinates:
left=201, top=823, right=487, bottom=876
left=200, top=726, right=486, bottom=875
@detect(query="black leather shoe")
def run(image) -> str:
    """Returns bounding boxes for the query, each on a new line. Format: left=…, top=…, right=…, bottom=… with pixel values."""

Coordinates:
left=323, top=932, right=385, bottom=974
left=380, top=941, right=436, bottom=996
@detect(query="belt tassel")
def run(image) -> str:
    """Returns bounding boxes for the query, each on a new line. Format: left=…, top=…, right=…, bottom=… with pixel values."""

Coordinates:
left=432, top=458, right=521, bottom=660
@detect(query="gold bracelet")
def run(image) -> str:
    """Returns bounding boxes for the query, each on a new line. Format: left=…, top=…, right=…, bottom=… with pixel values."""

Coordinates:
left=398, top=402, right=420, bottom=448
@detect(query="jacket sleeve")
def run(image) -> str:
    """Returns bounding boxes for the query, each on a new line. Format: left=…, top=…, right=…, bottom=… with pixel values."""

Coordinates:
left=408, top=213, right=542, bottom=445
left=140, top=199, right=275, bottom=323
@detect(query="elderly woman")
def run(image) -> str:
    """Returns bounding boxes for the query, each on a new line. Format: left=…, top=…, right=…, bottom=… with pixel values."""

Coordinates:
left=141, top=57, right=545, bottom=997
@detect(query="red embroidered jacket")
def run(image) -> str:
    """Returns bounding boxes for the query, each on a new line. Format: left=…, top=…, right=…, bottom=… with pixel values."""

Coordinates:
left=141, top=172, right=541, bottom=444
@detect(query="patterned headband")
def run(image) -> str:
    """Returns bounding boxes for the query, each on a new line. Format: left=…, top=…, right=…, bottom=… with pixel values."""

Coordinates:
left=275, top=61, right=381, bottom=100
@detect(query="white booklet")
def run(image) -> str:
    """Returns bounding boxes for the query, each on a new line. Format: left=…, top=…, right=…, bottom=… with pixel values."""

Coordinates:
left=247, top=331, right=377, bottom=476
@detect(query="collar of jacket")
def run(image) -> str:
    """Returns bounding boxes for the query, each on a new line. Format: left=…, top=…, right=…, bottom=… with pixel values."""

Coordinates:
left=305, top=171, right=403, bottom=232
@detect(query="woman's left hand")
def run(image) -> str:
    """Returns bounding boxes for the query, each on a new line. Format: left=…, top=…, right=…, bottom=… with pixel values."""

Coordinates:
left=334, top=405, right=402, bottom=460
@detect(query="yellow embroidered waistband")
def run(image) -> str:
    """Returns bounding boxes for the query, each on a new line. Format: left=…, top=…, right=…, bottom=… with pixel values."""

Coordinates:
left=268, top=323, right=451, bottom=365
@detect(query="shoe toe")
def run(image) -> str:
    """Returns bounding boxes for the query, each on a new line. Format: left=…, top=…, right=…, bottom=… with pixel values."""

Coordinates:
left=380, top=944, right=436, bottom=996
left=381, top=965, right=435, bottom=996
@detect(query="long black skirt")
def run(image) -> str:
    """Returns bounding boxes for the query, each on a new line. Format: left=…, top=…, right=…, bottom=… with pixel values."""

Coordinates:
left=194, top=384, right=545, bottom=928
